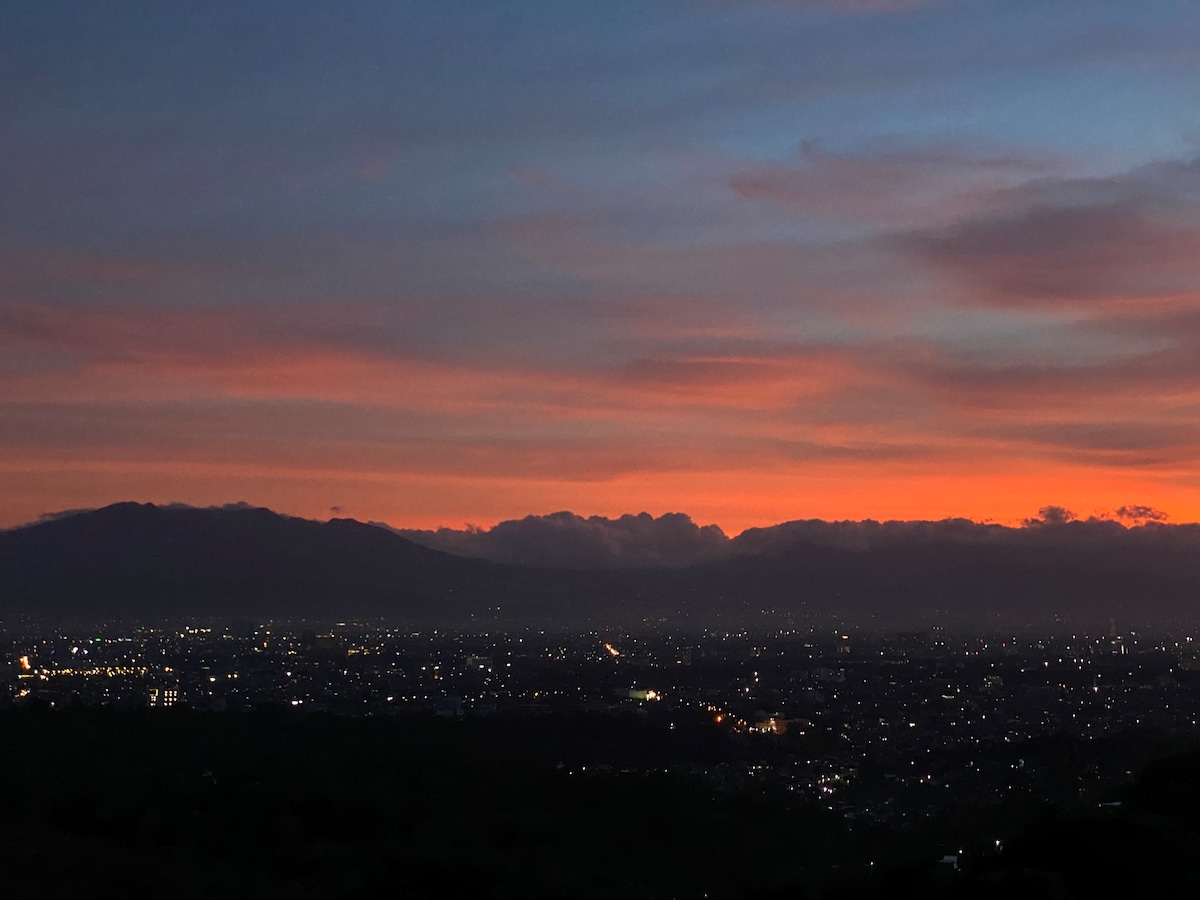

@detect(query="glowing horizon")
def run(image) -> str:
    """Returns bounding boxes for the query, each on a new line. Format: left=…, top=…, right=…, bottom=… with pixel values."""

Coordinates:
left=3, top=465, right=1194, bottom=539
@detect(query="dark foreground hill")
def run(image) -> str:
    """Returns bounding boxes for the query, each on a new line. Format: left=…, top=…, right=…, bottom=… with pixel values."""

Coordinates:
left=5, top=503, right=1200, bottom=627
left=0, top=707, right=880, bottom=899
left=6, top=706, right=1200, bottom=899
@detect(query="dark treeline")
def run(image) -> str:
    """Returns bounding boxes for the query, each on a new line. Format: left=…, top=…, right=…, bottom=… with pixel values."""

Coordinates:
left=1, top=707, right=859, bottom=899
left=5, top=707, right=1200, bottom=898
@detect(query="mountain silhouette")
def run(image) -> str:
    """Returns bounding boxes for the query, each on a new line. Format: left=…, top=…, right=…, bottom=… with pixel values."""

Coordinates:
left=0, top=503, right=546, bottom=623
left=5, top=503, right=1200, bottom=627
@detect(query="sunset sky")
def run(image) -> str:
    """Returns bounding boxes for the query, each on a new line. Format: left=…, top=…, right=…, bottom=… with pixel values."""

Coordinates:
left=4, top=1, right=1200, bottom=534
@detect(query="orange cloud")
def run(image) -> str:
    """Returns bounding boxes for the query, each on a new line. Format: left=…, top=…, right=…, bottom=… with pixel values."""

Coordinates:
left=4, top=294, right=1200, bottom=523
left=8, top=440, right=1200, bottom=537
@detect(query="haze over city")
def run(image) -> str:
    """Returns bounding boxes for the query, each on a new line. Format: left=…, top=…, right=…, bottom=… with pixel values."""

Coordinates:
left=5, top=1, right=1200, bottom=533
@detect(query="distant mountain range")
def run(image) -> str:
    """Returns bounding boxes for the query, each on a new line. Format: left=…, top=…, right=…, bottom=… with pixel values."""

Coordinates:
left=4, top=503, right=1200, bottom=628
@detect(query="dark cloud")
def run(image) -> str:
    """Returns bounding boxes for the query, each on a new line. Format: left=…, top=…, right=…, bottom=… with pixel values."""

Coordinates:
left=1023, top=505, right=1076, bottom=527
left=1115, top=504, right=1169, bottom=523
left=397, top=511, right=729, bottom=569
left=897, top=156, right=1200, bottom=307
left=902, top=349, right=1200, bottom=405
left=979, top=421, right=1200, bottom=469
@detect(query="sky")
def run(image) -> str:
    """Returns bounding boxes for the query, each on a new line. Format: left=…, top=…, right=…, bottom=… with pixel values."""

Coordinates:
left=3, top=0, right=1200, bottom=534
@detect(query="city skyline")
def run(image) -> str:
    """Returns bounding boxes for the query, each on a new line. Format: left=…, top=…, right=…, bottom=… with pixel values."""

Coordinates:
left=4, top=1, right=1200, bottom=533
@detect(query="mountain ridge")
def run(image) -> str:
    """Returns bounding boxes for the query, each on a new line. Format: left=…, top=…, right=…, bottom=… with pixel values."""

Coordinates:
left=4, top=502, right=1200, bottom=628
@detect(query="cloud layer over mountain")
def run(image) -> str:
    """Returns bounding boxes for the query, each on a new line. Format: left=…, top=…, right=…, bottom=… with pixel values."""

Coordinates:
left=395, top=511, right=728, bottom=569
left=395, top=505, right=1198, bottom=569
